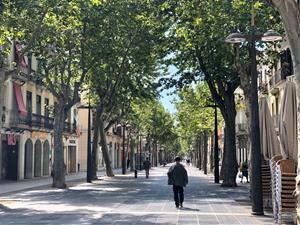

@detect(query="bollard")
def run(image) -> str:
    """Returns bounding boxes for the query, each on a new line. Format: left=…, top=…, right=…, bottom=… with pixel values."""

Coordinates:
left=134, top=170, right=137, bottom=178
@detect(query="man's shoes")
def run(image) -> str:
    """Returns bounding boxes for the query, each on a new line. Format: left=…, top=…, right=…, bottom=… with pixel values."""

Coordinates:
left=179, top=203, right=183, bottom=208
left=176, top=205, right=179, bottom=209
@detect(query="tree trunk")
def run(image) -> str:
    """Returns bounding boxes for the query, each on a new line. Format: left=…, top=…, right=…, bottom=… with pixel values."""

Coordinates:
left=52, top=104, right=67, bottom=188
left=199, top=135, right=202, bottom=170
left=197, top=137, right=200, bottom=168
left=220, top=94, right=238, bottom=187
left=220, top=128, right=226, bottom=181
left=130, top=139, right=134, bottom=171
left=146, top=138, right=151, bottom=162
left=0, top=68, right=5, bottom=129
left=203, top=131, right=208, bottom=175
left=99, top=117, right=114, bottom=177
left=267, top=1, right=300, bottom=222
left=210, top=133, right=214, bottom=173
left=155, top=141, right=158, bottom=167
left=91, top=107, right=101, bottom=180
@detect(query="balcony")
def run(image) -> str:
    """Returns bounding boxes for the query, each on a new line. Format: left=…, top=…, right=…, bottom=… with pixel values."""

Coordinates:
left=63, top=122, right=77, bottom=134
left=9, top=111, right=76, bottom=134
left=10, top=112, right=53, bottom=130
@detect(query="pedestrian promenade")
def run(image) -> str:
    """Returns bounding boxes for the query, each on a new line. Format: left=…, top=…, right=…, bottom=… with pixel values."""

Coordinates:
left=0, top=165, right=292, bottom=224
left=0, top=168, right=121, bottom=196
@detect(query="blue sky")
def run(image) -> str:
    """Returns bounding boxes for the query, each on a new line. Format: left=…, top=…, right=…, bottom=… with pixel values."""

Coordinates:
left=160, top=88, right=177, bottom=114
left=159, top=65, right=177, bottom=114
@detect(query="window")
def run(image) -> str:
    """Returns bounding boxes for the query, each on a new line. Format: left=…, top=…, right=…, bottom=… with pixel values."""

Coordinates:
left=26, top=91, right=32, bottom=113
left=36, top=95, right=41, bottom=115
left=27, top=52, right=32, bottom=75
left=44, top=98, right=49, bottom=118
left=281, top=48, right=294, bottom=78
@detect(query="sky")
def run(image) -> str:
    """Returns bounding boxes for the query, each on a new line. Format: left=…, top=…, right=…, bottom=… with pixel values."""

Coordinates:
left=160, top=88, right=177, bottom=114
left=159, top=65, right=178, bottom=114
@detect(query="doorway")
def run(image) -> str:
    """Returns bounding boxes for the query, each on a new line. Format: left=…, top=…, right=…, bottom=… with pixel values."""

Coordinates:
left=1, top=141, right=19, bottom=180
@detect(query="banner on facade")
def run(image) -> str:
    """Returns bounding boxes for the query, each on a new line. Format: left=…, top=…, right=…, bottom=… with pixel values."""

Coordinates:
left=31, top=131, right=48, bottom=139
left=7, top=134, right=16, bottom=145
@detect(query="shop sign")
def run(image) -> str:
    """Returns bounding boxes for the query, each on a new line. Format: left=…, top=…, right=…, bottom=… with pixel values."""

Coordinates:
left=7, top=134, right=16, bottom=145
left=68, top=137, right=77, bottom=146
left=31, top=131, right=48, bottom=139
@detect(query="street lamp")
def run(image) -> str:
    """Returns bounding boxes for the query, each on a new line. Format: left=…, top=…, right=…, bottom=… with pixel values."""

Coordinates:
left=139, top=134, right=143, bottom=171
left=225, top=0, right=282, bottom=215
left=78, top=98, right=93, bottom=182
left=206, top=103, right=219, bottom=184
left=122, top=123, right=126, bottom=175
left=86, top=98, right=92, bottom=183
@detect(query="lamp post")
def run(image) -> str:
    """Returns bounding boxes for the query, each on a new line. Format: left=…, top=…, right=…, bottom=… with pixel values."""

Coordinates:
left=225, top=0, right=282, bottom=215
left=139, top=134, right=142, bottom=170
left=206, top=103, right=219, bottom=183
left=122, top=123, right=126, bottom=175
left=86, top=97, right=92, bottom=183
left=78, top=97, right=93, bottom=182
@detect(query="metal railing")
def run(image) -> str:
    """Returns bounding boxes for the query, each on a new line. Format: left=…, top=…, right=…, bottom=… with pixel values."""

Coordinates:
left=9, top=111, right=76, bottom=133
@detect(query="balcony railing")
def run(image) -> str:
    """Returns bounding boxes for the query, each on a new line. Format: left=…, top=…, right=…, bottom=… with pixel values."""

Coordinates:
left=9, top=111, right=76, bottom=134
left=10, top=112, right=54, bottom=130
left=63, top=122, right=77, bottom=133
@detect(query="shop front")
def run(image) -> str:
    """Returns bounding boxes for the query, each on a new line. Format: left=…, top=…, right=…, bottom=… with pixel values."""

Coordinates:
left=1, top=133, right=20, bottom=180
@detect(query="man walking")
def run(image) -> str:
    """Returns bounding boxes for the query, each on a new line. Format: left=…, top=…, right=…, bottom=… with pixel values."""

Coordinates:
left=143, top=158, right=151, bottom=178
left=167, top=156, right=188, bottom=209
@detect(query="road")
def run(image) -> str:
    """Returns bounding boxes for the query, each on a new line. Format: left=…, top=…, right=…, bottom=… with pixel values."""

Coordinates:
left=0, top=165, right=289, bottom=225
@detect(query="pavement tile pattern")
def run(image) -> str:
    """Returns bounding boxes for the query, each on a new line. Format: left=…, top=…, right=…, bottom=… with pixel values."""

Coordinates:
left=0, top=165, right=294, bottom=225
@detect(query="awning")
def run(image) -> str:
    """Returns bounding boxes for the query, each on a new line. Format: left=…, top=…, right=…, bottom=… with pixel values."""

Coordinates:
left=13, top=82, right=28, bottom=117
left=279, top=81, right=298, bottom=162
left=259, top=97, right=281, bottom=160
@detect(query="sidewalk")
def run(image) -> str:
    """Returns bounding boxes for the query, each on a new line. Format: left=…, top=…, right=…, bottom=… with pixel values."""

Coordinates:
left=0, top=168, right=122, bottom=196
left=0, top=165, right=293, bottom=224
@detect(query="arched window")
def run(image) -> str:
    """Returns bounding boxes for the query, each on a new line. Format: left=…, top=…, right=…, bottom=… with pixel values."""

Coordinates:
left=34, top=140, right=42, bottom=177
left=24, top=139, right=33, bottom=179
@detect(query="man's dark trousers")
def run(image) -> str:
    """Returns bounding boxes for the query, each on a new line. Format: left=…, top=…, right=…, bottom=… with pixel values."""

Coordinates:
left=173, top=185, right=184, bottom=207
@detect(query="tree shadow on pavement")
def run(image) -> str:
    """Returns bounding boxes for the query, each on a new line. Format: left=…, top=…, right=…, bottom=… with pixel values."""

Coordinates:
left=179, top=207, right=199, bottom=212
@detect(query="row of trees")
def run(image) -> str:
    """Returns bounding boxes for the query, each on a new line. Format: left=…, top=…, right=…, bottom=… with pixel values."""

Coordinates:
left=0, top=0, right=174, bottom=188
left=175, top=83, right=217, bottom=174
left=131, top=100, right=181, bottom=165
left=159, top=0, right=300, bottom=220
left=159, top=0, right=283, bottom=187
left=2, top=1, right=299, bottom=218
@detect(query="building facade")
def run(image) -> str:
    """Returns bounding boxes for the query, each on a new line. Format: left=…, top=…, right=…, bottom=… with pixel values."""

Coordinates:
left=0, top=43, right=79, bottom=181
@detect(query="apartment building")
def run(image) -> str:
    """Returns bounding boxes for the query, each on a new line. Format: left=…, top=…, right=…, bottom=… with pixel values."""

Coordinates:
left=235, top=87, right=249, bottom=165
left=0, top=43, right=79, bottom=181
left=77, top=109, right=123, bottom=171
left=77, top=106, right=150, bottom=172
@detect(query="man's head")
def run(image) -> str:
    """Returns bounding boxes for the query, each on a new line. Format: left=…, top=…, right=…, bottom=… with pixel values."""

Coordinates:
left=175, top=156, right=181, bottom=163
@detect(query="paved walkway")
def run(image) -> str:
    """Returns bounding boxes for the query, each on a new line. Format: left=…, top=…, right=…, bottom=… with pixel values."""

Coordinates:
left=0, top=165, right=293, bottom=225
left=0, top=168, right=121, bottom=195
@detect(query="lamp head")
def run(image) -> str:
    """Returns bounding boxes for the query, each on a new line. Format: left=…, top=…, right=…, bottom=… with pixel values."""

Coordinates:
left=225, top=32, right=246, bottom=44
left=261, top=29, right=282, bottom=42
